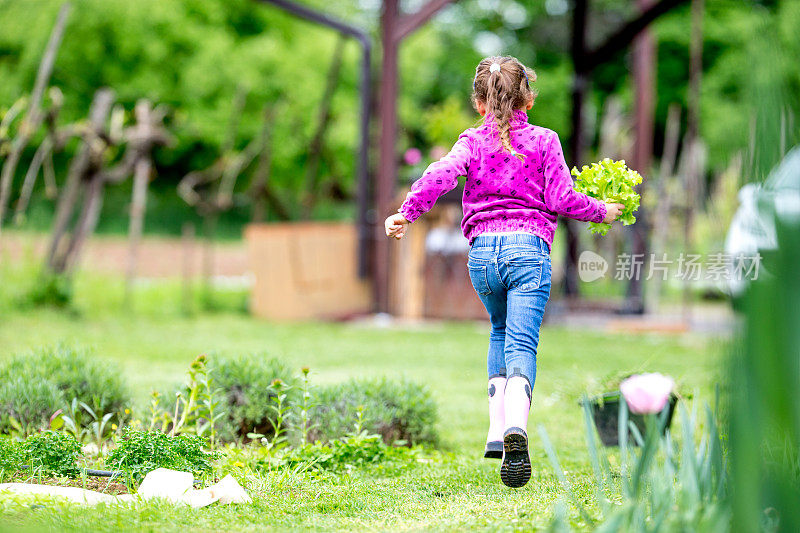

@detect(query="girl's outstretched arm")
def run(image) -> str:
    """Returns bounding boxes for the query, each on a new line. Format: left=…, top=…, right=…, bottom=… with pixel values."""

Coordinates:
left=397, top=133, right=472, bottom=223
left=542, top=132, right=608, bottom=223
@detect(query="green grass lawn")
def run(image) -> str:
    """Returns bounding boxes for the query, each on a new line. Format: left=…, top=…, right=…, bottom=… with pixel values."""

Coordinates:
left=0, top=269, right=726, bottom=531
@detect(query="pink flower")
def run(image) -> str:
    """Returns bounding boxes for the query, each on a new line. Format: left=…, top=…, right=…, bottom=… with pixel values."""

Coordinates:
left=430, top=145, right=447, bottom=160
left=619, top=373, right=675, bottom=414
left=403, top=148, right=422, bottom=166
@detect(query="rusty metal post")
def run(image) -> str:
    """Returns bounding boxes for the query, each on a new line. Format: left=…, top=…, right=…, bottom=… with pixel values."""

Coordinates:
left=375, top=0, right=456, bottom=313
left=375, top=0, right=400, bottom=313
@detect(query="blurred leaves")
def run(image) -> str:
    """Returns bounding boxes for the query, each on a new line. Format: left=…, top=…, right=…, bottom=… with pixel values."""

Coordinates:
left=0, top=0, right=798, bottom=233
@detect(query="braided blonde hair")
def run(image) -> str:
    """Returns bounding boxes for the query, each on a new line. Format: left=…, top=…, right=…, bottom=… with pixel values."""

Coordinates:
left=471, top=56, right=537, bottom=159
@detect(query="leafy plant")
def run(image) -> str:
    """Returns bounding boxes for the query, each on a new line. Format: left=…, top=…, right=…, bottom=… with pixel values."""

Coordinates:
left=156, top=353, right=290, bottom=442
left=195, top=355, right=223, bottom=446
left=106, top=428, right=221, bottom=486
left=160, top=354, right=224, bottom=440
left=247, top=378, right=292, bottom=452
left=53, top=398, right=116, bottom=450
left=297, top=367, right=314, bottom=446
left=310, top=377, right=438, bottom=446
left=0, top=437, right=22, bottom=481
left=20, top=431, right=82, bottom=478
left=281, top=431, right=390, bottom=474
left=572, top=158, right=642, bottom=235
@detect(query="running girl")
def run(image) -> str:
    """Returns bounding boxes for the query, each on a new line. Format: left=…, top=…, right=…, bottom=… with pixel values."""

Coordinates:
left=385, top=56, right=624, bottom=488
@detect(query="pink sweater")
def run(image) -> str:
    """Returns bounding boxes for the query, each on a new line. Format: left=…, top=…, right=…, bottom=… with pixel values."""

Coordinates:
left=399, top=110, right=607, bottom=247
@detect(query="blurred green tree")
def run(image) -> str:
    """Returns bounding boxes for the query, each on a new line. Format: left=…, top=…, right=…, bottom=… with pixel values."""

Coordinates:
left=0, top=0, right=796, bottom=235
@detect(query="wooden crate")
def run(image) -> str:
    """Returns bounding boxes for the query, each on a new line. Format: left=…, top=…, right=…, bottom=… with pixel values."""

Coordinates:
left=245, top=222, right=371, bottom=320
left=390, top=200, right=488, bottom=321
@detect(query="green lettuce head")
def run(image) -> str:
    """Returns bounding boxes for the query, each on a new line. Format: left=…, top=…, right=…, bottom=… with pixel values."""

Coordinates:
left=571, top=158, right=642, bottom=235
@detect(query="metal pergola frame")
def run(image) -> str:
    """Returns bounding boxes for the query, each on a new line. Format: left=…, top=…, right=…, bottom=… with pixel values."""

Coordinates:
left=256, top=0, right=690, bottom=314
left=256, top=0, right=373, bottom=278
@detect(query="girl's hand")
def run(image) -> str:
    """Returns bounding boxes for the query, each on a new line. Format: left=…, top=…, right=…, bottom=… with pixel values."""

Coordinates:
left=385, top=213, right=410, bottom=240
left=603, top=203, right=625, bottom=224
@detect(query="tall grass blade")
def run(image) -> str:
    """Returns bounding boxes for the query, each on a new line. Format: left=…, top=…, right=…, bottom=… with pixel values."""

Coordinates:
left=580, top=396, right=607, bottom=498
left=537, top=424, right=595, bottom=527
left=618, top=395, right=629, bottom=478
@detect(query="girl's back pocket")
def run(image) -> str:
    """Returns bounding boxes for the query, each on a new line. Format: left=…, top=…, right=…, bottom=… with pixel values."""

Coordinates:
left=467, top=263, right=492, bottom=295
left=504, top=256, right=544, bottom=292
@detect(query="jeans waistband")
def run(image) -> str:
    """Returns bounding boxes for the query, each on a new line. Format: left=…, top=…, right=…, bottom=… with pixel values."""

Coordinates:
left=471, top=233, right=550, bottom=254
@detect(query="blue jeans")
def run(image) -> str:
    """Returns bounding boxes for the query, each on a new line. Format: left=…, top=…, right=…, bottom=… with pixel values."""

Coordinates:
left=467, top=233, right=552, bottom=388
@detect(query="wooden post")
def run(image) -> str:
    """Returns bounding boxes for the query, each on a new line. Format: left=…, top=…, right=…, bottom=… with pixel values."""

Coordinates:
left=61, top=175, right=105, bottom=274
left=0, top=3, right=70, bottom=238
left=182, top=222, right=195, bottom=314
left=125, top=101, right=153, bottom=306
left=625, top=0, right=657, bottom=314
left=47, top=88, right=115, bottom=272
left=14, top=88, right=68, bottom=222
left=201, top=212, right=217, bottom=306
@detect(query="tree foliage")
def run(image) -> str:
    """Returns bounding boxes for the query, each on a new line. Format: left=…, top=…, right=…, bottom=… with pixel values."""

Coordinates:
left=0, top=0, right=797, bottom=232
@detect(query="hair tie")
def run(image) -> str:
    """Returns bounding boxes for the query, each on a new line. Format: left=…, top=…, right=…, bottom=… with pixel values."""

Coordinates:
left=489, top=63, right=501, bottom=73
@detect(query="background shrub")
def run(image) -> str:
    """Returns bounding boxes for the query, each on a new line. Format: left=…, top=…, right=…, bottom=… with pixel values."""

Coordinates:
left=21, top=431, right=82, bottom=478
left=0, top=345, right=130, bottom=435
left=25, top=273, right=73, bottom=308
left=310, top=377, right=438, bottom=446
left=210, top=354, right=298, bottom=442
left=0, top=377, right=64, bottom=435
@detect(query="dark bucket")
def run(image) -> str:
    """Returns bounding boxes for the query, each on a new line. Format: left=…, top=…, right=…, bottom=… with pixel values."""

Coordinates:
left=589, top=391, right=677, bottom=447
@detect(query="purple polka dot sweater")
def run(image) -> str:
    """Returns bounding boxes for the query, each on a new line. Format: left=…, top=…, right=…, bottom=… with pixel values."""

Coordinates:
left=399, top=110, right=607, bottom=248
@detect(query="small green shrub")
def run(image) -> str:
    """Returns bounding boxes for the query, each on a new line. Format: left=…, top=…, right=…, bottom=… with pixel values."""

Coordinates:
left=106, top=428, right=221, bottom=485
left=0, top=377, right=63, bottom=435
left=224, top=415, right=431, bottom=475
left=210, top=354, right=298, bottom=442
left=310, top=377, right=438, bottom=446
left=280, top=432, right=407, bottom=473
left=0, top=437, right=22, bottom=479
left=0, top=345, right=130, bottom=435
left=21, top=431, right=82, bottom=478
left=26, top=272, right=73, bottom=308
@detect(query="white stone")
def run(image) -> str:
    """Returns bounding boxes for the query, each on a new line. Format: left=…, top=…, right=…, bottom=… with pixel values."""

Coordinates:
left=208, top=474, right=252, bottom=505
left=136, top=468, right=194, bottom=503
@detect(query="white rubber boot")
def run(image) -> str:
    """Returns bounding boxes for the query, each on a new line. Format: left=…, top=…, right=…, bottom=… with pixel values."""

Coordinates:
left=484, top=376, right=506, bottom=458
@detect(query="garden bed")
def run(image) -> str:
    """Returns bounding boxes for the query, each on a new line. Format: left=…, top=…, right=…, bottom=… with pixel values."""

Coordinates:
left=6, top=474, right=130, bottom=496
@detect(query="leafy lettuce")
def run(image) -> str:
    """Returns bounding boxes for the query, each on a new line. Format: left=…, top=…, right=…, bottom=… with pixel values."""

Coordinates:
left=572, top=158, right=642, bottom=235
